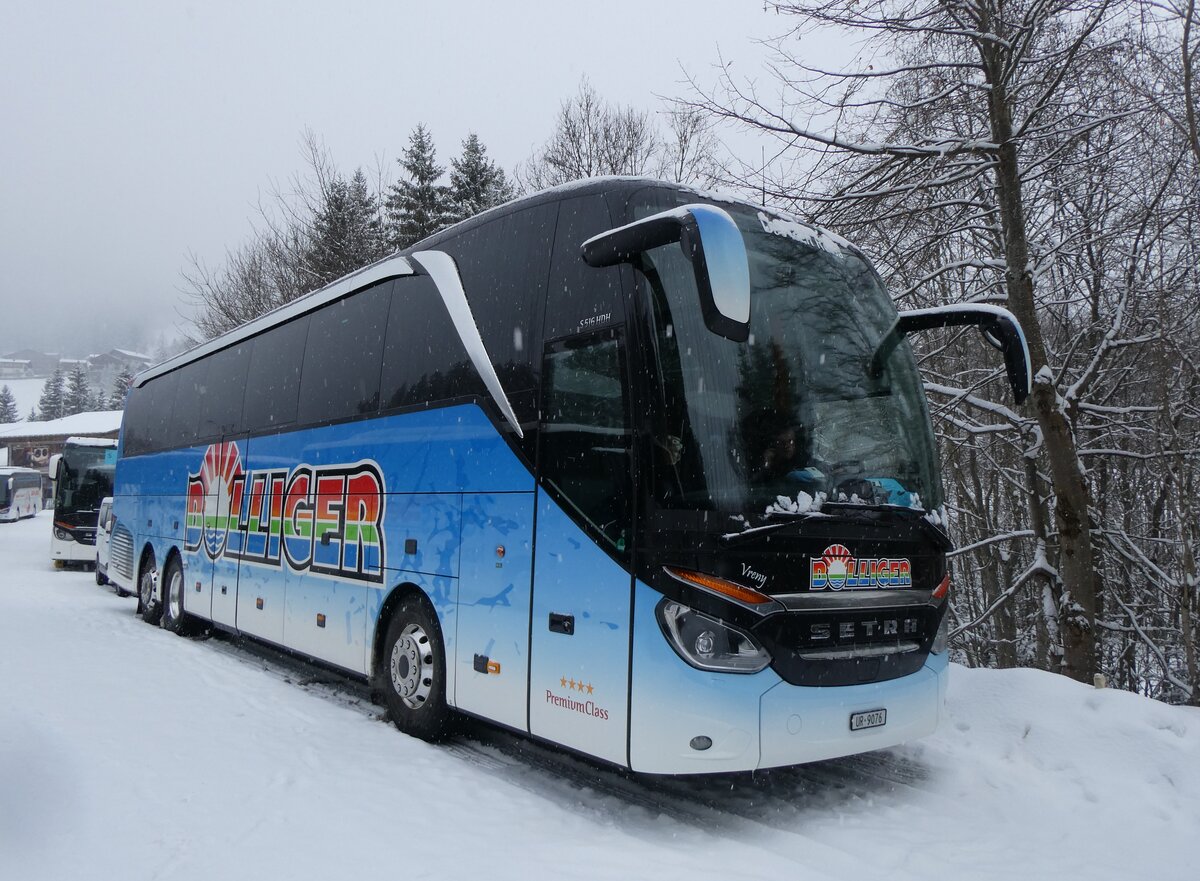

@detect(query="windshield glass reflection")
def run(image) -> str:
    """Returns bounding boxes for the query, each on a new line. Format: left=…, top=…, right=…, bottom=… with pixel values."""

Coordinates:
left=631, top=192, right=942, bottom=519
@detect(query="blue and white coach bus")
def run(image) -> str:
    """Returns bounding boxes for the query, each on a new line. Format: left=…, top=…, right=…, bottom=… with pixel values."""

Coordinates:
left=113, top=178, right=1030, bottom=773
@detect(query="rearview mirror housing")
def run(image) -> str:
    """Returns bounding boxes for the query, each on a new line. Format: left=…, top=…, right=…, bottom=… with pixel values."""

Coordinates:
left=581, top=203, right=751, bottom=342
left=873, top=304, right=1032, bottom=404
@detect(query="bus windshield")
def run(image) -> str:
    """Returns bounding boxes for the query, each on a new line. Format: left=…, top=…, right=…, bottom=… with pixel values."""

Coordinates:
left=0, top=477, right=10, bottom=508
left=633, top=194, right=942, bottom=520
left=55, top=447, right=114, bottom=519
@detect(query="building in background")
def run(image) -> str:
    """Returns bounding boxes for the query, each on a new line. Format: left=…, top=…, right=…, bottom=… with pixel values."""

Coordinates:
left=0, top=411, right=123, bottom=477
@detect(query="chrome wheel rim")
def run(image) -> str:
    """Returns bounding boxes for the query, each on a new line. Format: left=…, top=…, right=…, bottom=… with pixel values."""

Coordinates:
left=167, top=568, right=183, bottom=621
left=139, top=566, right=157, bottom=609
left=389, top=623, right=434, bottom=710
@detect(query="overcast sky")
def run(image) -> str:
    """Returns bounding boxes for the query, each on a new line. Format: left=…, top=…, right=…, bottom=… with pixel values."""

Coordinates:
left=0, top=1, right=795, bottom=357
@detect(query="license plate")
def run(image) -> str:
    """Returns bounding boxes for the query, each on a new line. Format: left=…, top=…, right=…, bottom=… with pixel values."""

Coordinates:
left=849, top=708, right=887, bottom=731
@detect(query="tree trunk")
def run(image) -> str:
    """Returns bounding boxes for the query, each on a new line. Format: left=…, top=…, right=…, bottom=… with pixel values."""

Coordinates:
left=981, top=44, right=1098, bottom=683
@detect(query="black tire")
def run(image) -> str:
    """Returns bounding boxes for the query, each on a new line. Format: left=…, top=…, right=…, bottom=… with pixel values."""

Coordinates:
left=379, top=596, right=451, bottom=741
left=160, top=555, right=194, bottom=635
left=138, top=553, right=162, bottom=625
left=95, top=558, right=107, bottom=586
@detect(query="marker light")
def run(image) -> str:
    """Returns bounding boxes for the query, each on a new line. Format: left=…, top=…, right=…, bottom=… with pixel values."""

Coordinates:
left=657, top=599, right=771, bottom=673
left=665, top=567, right=773, bottom=605
left=931, top=574, right=950, bottom=600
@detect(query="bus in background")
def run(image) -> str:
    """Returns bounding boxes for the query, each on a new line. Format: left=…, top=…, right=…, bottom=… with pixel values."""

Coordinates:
left=0, top=467, right=42, bottom=521
left=113, top=178, right=1030, bottom=774
left=50, top=437, right=117, bottom=567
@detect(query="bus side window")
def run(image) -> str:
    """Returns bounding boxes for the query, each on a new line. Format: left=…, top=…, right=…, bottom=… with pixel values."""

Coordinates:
left=122, top=385, right=154, bottom=456
left=544, top=195, right=625, bottom=342
left=380, top=275, right=483, bottom=411
left=296, top=281, right=392, bottom=425
left=243, top=315, right=310, bottom=432
left=134, top=371, right=179, bottom=455
left=197, top=343, right=251, bottom=439
left=539, top=332, right=632, bottom=554
left=167, top=360, right=208, bottom=449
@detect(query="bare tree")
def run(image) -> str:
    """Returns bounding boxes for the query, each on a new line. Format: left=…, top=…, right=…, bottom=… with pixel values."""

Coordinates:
left=184, top=131, right=390, bottom=339
left=685, top=0, right=1166, bottom=684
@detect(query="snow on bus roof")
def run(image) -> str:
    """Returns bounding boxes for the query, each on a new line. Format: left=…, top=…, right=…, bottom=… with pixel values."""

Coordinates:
left=65, top=435, right=119, bottom=447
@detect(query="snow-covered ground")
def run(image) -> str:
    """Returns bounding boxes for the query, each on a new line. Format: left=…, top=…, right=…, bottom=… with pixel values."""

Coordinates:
left=1, top=511, right=1196, bottom=881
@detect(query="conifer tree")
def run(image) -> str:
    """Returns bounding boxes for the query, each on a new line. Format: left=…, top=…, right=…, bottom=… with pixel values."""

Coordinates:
left=0, top=385, right=19, bottom=423
left=449, top=133, right=513, bottom=223
left=63, top=365, right=93, bottom=416
left=303, top=168, right=387, bottom=287
left=385, top=124, right=452, bottom=249
left=36, top=369, right=65, bottom=421
left=109, top=367, right=134, bottom=410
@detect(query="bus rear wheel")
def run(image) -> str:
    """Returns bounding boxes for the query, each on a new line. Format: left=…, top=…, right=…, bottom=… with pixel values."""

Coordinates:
left=160, top=556, right=194, bottom=636
left=380, top=597, right=451, bottom=742
left=138, top=554, right=162, bottom=625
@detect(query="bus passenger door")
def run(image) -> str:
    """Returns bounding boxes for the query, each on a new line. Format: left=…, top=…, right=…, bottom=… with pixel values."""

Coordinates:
left=529, top=329, right=634, bottom=767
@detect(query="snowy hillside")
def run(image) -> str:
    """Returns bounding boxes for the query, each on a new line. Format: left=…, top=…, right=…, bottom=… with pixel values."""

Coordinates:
left=0, top=511, right=1195, bottom=881
left=0, top=376, right=46, bottom=421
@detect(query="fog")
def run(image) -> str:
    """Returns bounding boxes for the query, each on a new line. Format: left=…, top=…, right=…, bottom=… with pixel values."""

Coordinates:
left=0, top=1, right=779, bottom=356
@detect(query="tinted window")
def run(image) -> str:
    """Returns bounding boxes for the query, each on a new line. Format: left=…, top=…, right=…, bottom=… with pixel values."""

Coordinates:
left=380, top=275, right=483, bottom=409
left=167, top=361, right=208, bottom=448
left=441, top=203, right=557, bottom=392
left=243, top=315, right=310, bottom=431
left=130, top=370, right=179, bottom=454
left=539, top=331, right=631, bottom=553
left=544, top=194, right=625, bottom=341
left=296, top=281, right=391, bottom=425
left=198, top=343, right=251, bottom=438
left=121, top=385, right=153, bottom=456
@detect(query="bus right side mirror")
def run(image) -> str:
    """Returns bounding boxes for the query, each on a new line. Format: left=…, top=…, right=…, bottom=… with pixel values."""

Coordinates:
left=871, top=304, right=1033, bottom=404
left=581, top=204, right=751, bottom=342
left=48, top=453, right=62, bottom=481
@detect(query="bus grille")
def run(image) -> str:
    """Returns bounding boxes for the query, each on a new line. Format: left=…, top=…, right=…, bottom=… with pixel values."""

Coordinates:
left=110, top=524, right=134, bottom=580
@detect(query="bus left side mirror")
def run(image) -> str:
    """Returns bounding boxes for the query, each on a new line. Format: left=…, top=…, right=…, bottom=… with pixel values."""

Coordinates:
left=582, top=203, right=751, bottom=342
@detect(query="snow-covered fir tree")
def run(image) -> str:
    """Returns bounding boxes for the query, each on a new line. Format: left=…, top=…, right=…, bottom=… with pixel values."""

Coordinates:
left=63, top=365, right=93, bottom=416
left=449, top=133, right=513, bottom=223
left=0, top=385, right=18, bottom=423
left=109, top=367, right=134, bottom=410
left=302, top=168, right=387, bottom=287
left=36, top=369, right=65, bottom=421
left=385, top=124, right=453, bottom=249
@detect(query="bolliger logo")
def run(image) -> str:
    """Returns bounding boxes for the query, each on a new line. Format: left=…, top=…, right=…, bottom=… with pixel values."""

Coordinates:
left=810, top=543, right=911, bottom=591
left=184, top=442, right=386, bottom=583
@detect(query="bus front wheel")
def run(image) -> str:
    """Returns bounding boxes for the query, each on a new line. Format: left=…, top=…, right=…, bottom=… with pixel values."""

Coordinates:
left=380, top=597, right=451, bottom=742
left=138, top=554, right=162, bottom=626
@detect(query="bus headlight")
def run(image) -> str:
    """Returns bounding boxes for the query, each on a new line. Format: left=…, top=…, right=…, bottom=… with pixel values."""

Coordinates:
left=54, top=526, right=72, bottom=542
left=657, top=600, right=770, bottom=673
left=931, top=610, right=950, bottom=654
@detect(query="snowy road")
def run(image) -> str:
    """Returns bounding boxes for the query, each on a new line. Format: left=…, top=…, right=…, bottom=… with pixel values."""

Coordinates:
left=1, top=511, right=1196, bottom=881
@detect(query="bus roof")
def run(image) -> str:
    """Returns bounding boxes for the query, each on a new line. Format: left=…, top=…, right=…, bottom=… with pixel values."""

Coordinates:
left=133, top=177, right=857, bottom=391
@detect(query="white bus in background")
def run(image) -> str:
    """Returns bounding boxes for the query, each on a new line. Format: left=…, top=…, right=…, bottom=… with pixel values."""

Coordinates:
left=50, top=437, right=117, bottom=567
left=0, top=467, right=42, bottom=521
